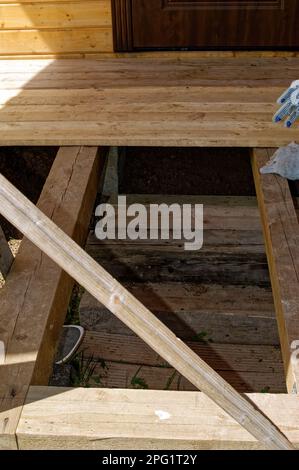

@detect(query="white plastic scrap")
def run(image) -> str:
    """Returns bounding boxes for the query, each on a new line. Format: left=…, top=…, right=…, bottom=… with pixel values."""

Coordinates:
left=260, top=142, right=299, bottom=180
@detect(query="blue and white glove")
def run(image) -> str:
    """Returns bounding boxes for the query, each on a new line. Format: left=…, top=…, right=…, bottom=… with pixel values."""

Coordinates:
left=273, top=79, right=299, bottom=127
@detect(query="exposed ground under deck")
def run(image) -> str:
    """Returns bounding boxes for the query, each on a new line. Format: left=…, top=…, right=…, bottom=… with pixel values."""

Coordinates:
left=1, top=57, right=299, bottom=147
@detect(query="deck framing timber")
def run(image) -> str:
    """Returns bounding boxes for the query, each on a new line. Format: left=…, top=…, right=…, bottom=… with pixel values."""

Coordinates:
left=1, top=143, right=299, bottom=448
left=0, top=161, right=295, bottom=450
left=0, top=146, right=105, bottom=449
left=16, top=387, right=299, bottom=450
left=252, top=149, right=299, bottom=394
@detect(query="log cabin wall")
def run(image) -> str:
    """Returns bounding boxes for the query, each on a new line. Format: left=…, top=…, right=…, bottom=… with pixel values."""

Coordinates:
left=0, top=0, right=113, bottom=57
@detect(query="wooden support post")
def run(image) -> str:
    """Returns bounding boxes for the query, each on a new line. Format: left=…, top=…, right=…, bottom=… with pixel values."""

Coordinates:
left=17, top=387, right=299, bottom=450
left=0, top=146, right=105, bottom=449
left=0, top=224, right=14, bottom=278
left=102, top=146, right=119, bottom=203
left=0, top=173, right=294, bottom=450
left=252, top=148, right=299, bottom=394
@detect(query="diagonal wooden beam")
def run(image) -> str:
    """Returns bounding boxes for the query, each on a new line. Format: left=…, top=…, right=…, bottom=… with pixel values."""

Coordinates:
left=252, top=148, right=299, bottom=394
left=0, top=146, right=105, bottom=449
left=17, top=387, right=299, bottom=450
left=0, top=173, right=294, bottom=450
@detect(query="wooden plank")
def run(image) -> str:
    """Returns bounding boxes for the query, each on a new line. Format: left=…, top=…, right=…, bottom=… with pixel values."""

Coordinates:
left=0, top=146, right=104, bottom=449
left=0, top=105, right=278, bottom=120
left=89, top=200, right=262, bottom=232
left=84, top=330, right=283, bottom=374
left=1, top=57, right=299, bottom=78
left=80, top=283, right=279, bottom=346
left=81, top=280, right=275, bottom=322
left=81, top=330, right=285, bottom=393
left=3, top=56, right=299, bottom=72
left=0, top=28, right=113, bottom=55
left=0, top=1, right=112, bottom=29
left=17, top=387, right=299, bottom=450
left=0, top=77, right=295, bottom=90
left=86, top=195, right=269, bottom=285
left=85, top=361, right=285, bottom=393
left=0, top=175, right=293, bottom=450
left=252, top=148, right=299, bottom=394
left=1, top=50, right=299, bottom=60
left=0, top=224, right=13, bottom=278
left=0, top=87, right=282, bottom=105
left=0, top=58, right=299, bottom=146
left=1, top=121, right=298, bottom=148
left=86, top=243, right=270, bottom=286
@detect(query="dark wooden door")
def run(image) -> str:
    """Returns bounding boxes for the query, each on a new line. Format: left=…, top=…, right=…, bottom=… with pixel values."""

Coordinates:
left=112, top=0, right=299, bottom=51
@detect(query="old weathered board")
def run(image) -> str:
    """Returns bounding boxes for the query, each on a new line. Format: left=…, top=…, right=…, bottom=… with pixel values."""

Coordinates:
left=0, top=0, right=113, bottom=56
left=80, top=282, right=279, bottom=346
left=81, top=330, right=285, bottom=392
left=81, top=193, right=282, bottom=393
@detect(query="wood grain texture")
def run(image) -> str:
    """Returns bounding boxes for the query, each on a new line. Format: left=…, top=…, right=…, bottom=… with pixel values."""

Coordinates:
left=0, top=175, right=293, bottom=449
left=86, top=196, right=269, bottom=286
left=0, top=28, right=113, bottom=55
left=81, top=192, right=281, bottom=392
left=81, top=330, right=286, bottom=393
left=1, top=57, right=299, bottom=146
left=0, top=0, right=113, bottom=55
left=80, top=282, right=279, bottom=346
left=86, top=243, right=270, bottom=286
left=0, top=1, right=112, bottom=29
left=17, top=387, right=299, bottom=450
left=0, top=146, right=103, bottom=449
left=111, top=0, right=133, bottom=52
left=252, top=148, right=299, bottom=394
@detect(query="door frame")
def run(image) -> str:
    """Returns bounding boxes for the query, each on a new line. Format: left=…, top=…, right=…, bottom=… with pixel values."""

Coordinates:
left=111, top=0, right=133, bottom=52
left=111, top=0, right=297, bottom=52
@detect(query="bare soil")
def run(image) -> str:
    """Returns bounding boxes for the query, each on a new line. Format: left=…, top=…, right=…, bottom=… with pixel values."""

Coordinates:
left=120, top=147, right=255, bottom=196
left=0, top=146, right=57, bottom=238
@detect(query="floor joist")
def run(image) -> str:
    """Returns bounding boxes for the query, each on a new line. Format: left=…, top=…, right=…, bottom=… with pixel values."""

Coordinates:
left=16, top=386, right=299, bottom=450
left=252, top=148, right=299, bottom=394
left=0, top=146, right=105, bottom=449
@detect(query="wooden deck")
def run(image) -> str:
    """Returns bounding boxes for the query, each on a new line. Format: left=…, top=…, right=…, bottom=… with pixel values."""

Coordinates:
left=1, top=57, right=299, bottom=147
